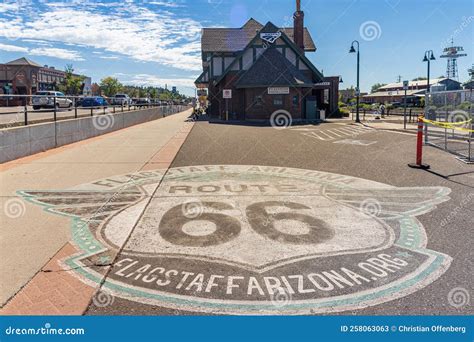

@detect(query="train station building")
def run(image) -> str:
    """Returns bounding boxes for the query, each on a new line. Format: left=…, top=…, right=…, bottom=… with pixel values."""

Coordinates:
left=195, top=0, right=340, bottom=122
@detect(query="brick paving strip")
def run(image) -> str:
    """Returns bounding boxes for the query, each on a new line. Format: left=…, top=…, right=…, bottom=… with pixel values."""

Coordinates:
left=0, top=111, right=194, bottom=315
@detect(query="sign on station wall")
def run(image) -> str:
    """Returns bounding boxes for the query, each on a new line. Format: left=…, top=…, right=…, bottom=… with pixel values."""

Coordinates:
left=268, top=87, right=290, bottom=95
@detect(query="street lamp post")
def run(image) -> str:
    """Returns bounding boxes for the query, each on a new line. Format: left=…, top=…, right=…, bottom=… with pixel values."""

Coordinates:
left=349, top=40, right=361, bottom=123
left=422, top=50, right=435, bottom=143
left=423, top=50, right=436, bottom=95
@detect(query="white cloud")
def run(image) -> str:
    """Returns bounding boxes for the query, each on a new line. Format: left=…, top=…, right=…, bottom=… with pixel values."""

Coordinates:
left=148, top=1, right=183, bottom=8
left=29, top=47, right=84, bottom=61
left=120, top=73, right=196, bottom=89
left=99, top=56, right=120, bottom=60
left=0, top=3, right=19, bottom=13
left=0, top=42, right=28, bottom=52
left=21, top=39, right=52, bottom=46
left=0, top=41, right=82, bottom=60
left=0, top=2, right=202, bottom=71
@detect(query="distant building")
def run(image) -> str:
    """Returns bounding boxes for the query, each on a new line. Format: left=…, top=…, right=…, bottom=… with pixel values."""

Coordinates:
left=463, top=65, right=474, bottom=89
left=464, top=80, right=474, bottom=90
left=339, top=88, right=367, bottom=103
left=0, top=57, right=90, bottom=97
left=363, top=78, right=462, bottom=105
left=83, top=76, right=92, bottom=96
left=194, top=1, right=340, bottom=121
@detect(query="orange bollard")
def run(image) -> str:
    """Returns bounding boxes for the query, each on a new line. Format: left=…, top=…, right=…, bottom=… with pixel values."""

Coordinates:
left=408, top=115, right=430, bottom=169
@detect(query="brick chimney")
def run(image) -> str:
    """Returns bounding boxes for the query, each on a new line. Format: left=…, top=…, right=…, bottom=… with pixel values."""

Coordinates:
left=294, top=0, right=305, bottom=52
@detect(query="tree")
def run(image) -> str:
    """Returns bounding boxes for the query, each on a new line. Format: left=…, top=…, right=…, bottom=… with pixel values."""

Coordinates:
left=412, top=77, right=427, bottom=81
left=149, top=88, right=157, bottom=99
left=100, top=77, right=123, bottom=97
left=58, top=64, right=86, bottom=95
left=159, top=91, right=172, bottom=101
left=371, top=83, right=386, bottom=93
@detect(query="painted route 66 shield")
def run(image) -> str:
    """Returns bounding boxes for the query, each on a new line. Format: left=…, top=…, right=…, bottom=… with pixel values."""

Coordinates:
left=20, top=165, right=452, bottom=314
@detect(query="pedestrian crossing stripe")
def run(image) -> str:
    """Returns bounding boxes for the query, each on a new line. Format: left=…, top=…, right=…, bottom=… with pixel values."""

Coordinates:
left=295, top=125, right=375, bottom=141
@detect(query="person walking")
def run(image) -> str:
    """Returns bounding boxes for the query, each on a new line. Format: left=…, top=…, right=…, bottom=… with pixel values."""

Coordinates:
left=379, top=103, right=386, bottom=119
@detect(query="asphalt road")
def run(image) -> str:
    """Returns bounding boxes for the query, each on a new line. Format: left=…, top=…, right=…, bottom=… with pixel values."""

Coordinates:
left=87, top=121, right=473, bottom=315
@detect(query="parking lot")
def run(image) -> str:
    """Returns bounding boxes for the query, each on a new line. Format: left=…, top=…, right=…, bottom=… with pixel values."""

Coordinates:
left=0, top=103, right=180, bottom=128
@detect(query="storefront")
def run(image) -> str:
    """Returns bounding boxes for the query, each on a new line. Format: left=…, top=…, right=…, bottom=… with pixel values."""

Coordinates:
left=195, top=1, right=340, bottom=122
left=0, top=57, right=91, bottom=105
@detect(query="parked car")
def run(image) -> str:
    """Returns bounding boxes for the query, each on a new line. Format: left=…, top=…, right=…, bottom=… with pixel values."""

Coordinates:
left=111, top=94, right=132, bottom=105
left=74, top=96, right=84, bottom=107
left=81, top=96, right=108, bottom=108
left=32, top=91, right=73, bottom=110
left=134, top=97, right=151, bottom=107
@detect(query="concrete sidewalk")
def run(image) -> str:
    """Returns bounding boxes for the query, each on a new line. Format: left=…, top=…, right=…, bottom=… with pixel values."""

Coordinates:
left=0, top=108, right=194, bottom=312
left=363, top=120, right=419, bottom=133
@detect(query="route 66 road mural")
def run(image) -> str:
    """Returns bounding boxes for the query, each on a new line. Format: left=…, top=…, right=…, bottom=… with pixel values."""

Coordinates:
left=19, top=165, right=452, bottom=314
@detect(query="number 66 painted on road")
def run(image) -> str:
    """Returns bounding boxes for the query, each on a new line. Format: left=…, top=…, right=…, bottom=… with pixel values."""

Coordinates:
left=159, top=201, right=334, bottom=247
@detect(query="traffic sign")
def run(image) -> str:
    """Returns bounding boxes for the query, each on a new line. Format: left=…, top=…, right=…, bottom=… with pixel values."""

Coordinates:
left=223, top=89, right=232, bottom=99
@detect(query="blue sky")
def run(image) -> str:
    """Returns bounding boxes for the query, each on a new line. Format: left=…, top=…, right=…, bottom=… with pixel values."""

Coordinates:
left=0, top=0, right=472, bottom=96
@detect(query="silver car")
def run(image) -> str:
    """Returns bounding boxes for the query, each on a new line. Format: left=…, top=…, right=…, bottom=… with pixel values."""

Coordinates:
left=32, top=91, right=73, bottom=110
left=111, top=94, right=132, bottom=106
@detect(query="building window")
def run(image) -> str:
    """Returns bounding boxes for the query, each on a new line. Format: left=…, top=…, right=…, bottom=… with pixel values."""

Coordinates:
left=254, top=95, right=263, bottom=106
left=273, top=95, right=283, bottom=106
left=292, top=95, right=299, bottom=107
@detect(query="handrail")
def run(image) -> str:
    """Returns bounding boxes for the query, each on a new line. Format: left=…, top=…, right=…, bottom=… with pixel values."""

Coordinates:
left=0, top=94, right=191, bottom=128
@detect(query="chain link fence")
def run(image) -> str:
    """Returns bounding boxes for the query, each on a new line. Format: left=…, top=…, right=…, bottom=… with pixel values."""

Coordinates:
left=425, top=89, right=474, bottom=163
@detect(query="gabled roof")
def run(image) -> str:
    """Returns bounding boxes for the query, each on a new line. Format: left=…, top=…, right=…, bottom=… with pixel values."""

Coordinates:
left=201, top=18, right=316, bottom=53
left=363, top=89, right=425, bottom=97
left=6, top=57, right=42, bottom=67
left=195, top=67, right=209, bottom=86
left=378, top=78, right=460, bottom=90
left=279, top=27, right=316, bottom=51
left=235, top=47, right=313, bottom=88
left=213, top=21, right=323, bottom=87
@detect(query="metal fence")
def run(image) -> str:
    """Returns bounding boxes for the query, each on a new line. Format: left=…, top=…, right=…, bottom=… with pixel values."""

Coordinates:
left=424, top=89, right=474, bottom=163
left=0, top=94, right=188, bottom=129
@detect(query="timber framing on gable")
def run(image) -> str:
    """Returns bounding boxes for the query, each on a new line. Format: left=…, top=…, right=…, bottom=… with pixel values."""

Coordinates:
left=213, top=21, right=323, bottom=87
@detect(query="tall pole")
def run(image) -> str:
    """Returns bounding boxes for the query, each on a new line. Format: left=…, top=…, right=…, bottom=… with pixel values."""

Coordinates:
left=423, top=50, right=435, bottom=143
left=349, top=40, right=361, bottom=123
left=425, top=57, right=429, bottom=143
left=356, top=48, right=360, bottom=123
left=427, top=59, right=430, bottom=94
left=403, top=87, right=407, bottom=129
